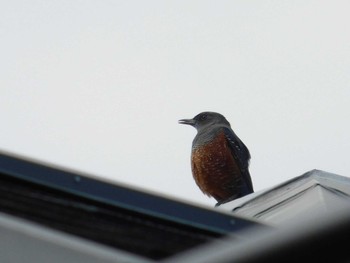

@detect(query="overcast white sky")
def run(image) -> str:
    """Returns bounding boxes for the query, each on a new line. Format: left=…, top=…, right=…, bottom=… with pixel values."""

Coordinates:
left=1, top=1, right=349, bottom=206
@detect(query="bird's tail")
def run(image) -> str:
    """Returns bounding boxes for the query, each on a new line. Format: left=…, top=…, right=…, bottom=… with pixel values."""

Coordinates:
left=240, top=170, right=254, bottom=197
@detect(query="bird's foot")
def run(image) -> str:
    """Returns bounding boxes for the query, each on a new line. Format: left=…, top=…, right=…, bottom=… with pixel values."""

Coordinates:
left=214, top=194, right=239, bottom=207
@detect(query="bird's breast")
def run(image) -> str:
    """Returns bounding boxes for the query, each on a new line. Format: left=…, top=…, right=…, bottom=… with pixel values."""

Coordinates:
left=191, top=131, right=241, bottom=201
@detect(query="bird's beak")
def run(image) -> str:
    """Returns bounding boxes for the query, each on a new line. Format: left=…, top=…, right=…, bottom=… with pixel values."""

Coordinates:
left=178, top=118, right=196, bottom=126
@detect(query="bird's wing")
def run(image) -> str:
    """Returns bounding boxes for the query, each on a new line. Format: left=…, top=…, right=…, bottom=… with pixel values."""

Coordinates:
left=223, top=127, right=254, bottom=193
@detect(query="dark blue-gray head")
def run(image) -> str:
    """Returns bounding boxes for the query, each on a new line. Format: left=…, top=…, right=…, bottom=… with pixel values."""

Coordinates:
left=178, top=112, right=231, bottom=131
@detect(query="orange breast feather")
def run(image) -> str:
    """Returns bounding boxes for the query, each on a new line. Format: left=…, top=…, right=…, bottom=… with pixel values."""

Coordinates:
left=191, top=132, right=242, bottom=202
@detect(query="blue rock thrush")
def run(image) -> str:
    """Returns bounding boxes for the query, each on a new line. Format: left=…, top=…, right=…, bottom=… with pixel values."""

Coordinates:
left=179, top=112, right=254, bottom=206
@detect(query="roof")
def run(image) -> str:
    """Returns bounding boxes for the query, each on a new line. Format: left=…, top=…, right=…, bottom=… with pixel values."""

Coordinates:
left=1, top=150, right=349, bottom=262
left=220, top=169, right=350, bottom=225
left=0, top=150, right=262, bottom=262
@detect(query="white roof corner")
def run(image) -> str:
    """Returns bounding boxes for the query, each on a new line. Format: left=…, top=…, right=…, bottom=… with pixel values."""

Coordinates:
left=219, top=170, right=350, bottom=226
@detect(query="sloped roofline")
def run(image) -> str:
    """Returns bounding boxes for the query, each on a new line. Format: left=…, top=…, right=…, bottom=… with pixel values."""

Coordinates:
left=221, top=169, right=350, bottom=213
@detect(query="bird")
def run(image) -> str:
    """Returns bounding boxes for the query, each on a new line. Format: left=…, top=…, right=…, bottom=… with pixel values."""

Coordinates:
left=179, top=111, right=253, bottom=206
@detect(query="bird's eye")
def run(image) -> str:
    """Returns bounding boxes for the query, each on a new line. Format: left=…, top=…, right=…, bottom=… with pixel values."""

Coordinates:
left=200, top=114, right=207, bottom=121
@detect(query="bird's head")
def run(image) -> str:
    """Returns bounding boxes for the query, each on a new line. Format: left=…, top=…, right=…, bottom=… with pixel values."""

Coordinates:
left=179, top=111, right=230, bottom=131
